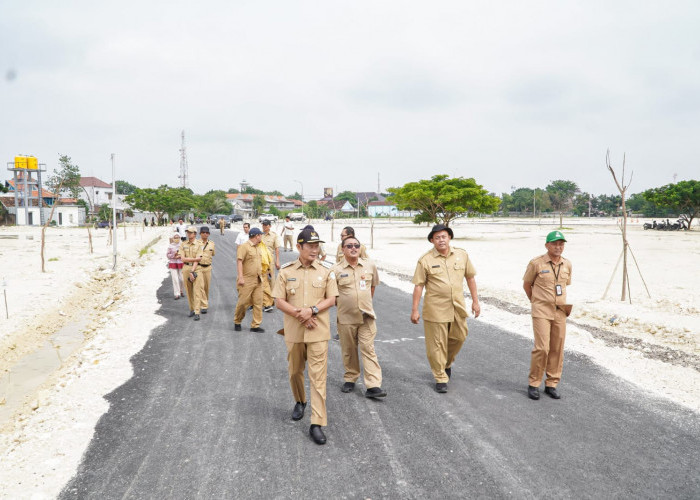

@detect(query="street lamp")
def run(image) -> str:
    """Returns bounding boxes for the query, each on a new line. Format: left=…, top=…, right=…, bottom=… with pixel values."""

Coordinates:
left=293, top=179, right=304, bottom=218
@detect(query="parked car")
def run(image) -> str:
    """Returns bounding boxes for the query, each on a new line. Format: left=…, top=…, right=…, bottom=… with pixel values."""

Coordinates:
left=258, top=214, right=278, bottom=223
left=288, top=212, right=306, bottom=222
left=96, top=220, right=111, bottom=228
left=230, top=214, right=243, bottom=222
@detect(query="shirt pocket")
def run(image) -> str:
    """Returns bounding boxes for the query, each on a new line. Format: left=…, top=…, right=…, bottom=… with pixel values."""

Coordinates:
left=311, top=281, right=326, bottom=298
left=338, top=276, right=354, bottom=289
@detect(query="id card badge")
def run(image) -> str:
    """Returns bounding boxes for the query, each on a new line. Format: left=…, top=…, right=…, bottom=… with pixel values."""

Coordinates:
left=555, top=284, right=563, bottom=296
left=359, top=280, right=367, bottom=291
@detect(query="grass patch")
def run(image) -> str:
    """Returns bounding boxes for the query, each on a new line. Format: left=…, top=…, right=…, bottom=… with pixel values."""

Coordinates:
left=138, top=235, right=161, bottom=258
left=48, top=257, right=59, bottom=262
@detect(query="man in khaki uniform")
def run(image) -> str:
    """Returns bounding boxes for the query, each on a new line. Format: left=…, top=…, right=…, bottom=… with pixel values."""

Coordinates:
left=218, top=217, right=226, bottom=235
left=411, top=224, right=481, bottom=393
left=523, top=230, right=572, bottom=401
left=281, top=215, right=294, bottom=252
left=179, top=226, right=204, bottom=321
left=234, top=227, right=265, bottom=332
left=331, top=236, right=386, bottom=398
left=272, top=228, right=338, bottom=445
left=335, top=226, right=369, bottom=263
left=261, top=219, right=281, bottom=312
left=198, top=226, right=215, bottom=313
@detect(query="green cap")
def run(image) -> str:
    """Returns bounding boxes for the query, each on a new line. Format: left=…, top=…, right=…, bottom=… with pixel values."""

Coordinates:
left=546, top=230, right=567, bottom=243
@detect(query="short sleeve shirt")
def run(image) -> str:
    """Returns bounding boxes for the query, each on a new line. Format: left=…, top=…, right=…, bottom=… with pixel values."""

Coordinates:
left=261, top=231, right=280, bottom=253
left=237, top=240, right=262, bottom=279
left=412, top=246, right=476, bottom=322
left=272, top=259, right=339, bottom=343
left=523, top=254, right=572, bottom=320
left=179, top=239, right=203, bottom=265
left=199, top=240, right=216, bottom=265
left=331, top=258, right=380, bottom=324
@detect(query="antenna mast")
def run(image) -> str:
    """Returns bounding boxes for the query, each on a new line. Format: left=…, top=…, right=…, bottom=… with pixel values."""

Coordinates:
left=178, top=130, right=189, bottom=189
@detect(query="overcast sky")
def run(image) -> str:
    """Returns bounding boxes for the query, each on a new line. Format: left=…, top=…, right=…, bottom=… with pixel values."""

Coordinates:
left=2, top=1, right=698, bottom=199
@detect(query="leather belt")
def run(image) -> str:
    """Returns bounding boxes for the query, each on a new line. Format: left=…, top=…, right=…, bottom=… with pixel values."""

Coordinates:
left=199, top=264, right=211, bottom=267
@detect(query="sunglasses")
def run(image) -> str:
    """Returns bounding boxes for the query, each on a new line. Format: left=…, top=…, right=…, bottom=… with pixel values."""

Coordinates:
left=344, top=243, right=361, bottom=249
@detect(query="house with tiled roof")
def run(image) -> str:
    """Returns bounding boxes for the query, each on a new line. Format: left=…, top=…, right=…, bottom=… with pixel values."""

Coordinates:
left=225, top=193, right=296, bottom=217
left=2, top=180, right=85, bottom=226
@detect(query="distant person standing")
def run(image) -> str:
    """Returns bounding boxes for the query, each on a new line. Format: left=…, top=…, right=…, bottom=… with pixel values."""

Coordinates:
left=234, top=227, right=265, bottom=332
left=179, top=226, right=204, bottom=321
left=175, top=218, right=187, bottom=241
left=411, top=224, right=480, bottom=393
left=166, top=234, right=185, bottom=300
left=272, top=228, right=338, bottom=445
left=198, top=226, right=216, bottom=314
left=335, top=226, right=368, bottom=263
left=261, top=220, right=282, bottom=312
left=281, top=215, right=294, bottom=252
left=523, top=231, right=572, bottom=401
left=331, top=236, right=386, bottom=398
left=219, top=217, right=226, bottom=235
left=235, top=222, right=251, bottom=246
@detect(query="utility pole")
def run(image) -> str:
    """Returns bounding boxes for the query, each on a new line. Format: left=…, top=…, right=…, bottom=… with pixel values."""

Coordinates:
left=178, top=130, right=189, bottom=189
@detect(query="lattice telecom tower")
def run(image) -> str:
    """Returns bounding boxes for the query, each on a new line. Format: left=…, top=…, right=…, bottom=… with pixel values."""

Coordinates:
left=178, top=130, right=189, bottom=189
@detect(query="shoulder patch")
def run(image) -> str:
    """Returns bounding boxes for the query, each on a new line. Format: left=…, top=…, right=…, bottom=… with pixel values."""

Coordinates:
left=281, top=261, right=295, bottom=269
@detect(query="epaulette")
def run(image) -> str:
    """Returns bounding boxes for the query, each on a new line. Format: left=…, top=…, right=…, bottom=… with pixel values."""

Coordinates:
left=451, top=246, right=467, bottom=253
left=320, top=260, right=333, bottom=269
left=280, top=261, right=295, bottom=269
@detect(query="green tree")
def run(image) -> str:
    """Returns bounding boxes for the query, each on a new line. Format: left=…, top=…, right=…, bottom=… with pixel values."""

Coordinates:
left=47, top=155, right=82, bottom=200
left=643, top=180, right=700, bottom=228
left=287, top=192, right=302, bottom=201
left=388, top=175, right=500, bottom=226
left=197, top=190, right=230, bottom=214
left=125, top=185, right=195, bottom=222
left=97, top=203, right=111, bottom=221
left=252, top=194, right=265, bottom=216
left=545, top=180, right=579, bottom=226
left=227, top=188, right=240, bottom=194
left=116, top=180, right=138, bottom=195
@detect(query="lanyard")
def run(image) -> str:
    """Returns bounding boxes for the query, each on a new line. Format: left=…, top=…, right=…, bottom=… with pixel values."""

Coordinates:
left=550, top=262, right=561, bottom=281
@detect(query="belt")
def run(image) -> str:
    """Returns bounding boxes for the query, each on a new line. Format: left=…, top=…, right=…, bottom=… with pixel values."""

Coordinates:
left=199, top=264, right=211, bottom=267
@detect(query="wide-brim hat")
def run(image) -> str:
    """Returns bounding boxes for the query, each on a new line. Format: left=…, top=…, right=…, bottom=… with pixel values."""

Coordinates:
left=546, top=230, right=567, bottom=243
left=428, top=224, right=454, bottom=241
left=297, top=228, right=324, bottom=244
left=186, top=226, right=198, bottom=233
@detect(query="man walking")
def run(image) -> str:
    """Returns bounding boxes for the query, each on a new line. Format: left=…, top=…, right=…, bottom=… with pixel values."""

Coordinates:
left=198, top=226, right=215, bottom=314
left=235, top=222, right=251, bottom=246
left=261, top=220, right=281, bottom=312
left=281, top=215, right=294, bottom=252
left=179, top=226, right=204, bottom=321
left=331, top=236, right=386, bottom=398
left=411, top=224, right=480, bottom=393
left=175, top=218, right=188, bottom=241
left=335, top=226, right=368, bottom=263
left=234, top=227, right=265, bottom=332
left=218, top=217, right=226, bottom=235
left=272, top=229, right=338, bottom=445
left=523, top=231, right=572, bottom=401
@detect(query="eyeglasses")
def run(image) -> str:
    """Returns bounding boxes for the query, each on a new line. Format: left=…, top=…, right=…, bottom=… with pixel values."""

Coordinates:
left=344, top=244, right=361, bottom=249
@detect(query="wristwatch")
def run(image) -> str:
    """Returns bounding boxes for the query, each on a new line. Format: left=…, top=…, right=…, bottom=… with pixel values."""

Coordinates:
left=311, top=306, right=319, bottom=316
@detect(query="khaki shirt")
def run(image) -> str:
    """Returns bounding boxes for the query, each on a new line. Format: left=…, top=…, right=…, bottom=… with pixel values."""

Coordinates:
left=262, top=231, right=281, bottom=253
left=523, top=254, right=572, bottom=320
left=272, top=259, right=339, bottom=343
left=237, top=240, right=263, bottom=279
left=335, top=243, right=369, bottom=262
left=218, top=219, right=225, bottom=228
left=331, top=258, right=379, bottom=324
left=199, top=240, right=216, bottom=266
left=412, top=246, right=476, bottom=322
left=179, top=239, right=203, bottom=266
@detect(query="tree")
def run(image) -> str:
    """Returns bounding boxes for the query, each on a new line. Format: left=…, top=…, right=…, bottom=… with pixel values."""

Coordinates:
left=197, top=190, right=230, bottom=214
left=252, top=194, right=265, bottom=216
left=46, top=155, right=82, bottom=199
left=116, top=180, right=138, bottom=195
left=97, top=203, right=111, bottom=221
left=643, top=180, right=700, bottom=229
left=287, top=192, right=302, bottom=201
left=125, top=185, right=195, bottom=222
left=545, top=180, right=579, bottom=227
left=388, top=175, right=500, bottom=226
left=227, top=188, right=240, bottom=194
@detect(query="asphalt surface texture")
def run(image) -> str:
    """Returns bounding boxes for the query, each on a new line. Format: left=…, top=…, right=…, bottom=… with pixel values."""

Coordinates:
left=60, top=230, right=700, bottom=499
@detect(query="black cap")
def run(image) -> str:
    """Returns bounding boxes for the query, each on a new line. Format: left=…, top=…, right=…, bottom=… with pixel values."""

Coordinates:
left=297, top=229, right=324, bottom=244
left=200, top=226, right=210, bottom=234
left=302, top=224, right=315, bottom=231
left=427, top=224, right=454, bottom=241
left=262, top=219, right=271, bottom=226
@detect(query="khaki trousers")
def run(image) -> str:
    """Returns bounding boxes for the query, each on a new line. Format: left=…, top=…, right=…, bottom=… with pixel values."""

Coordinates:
left=529, top=310, right=567, bottom=387
left=234, top=279, right=263, bottom=327
left=199, top=266, right=212, bottom=309
left=262, top=268, right=275, bottom=308
left=423, top=315, right=468, bottom=383
left=182, top=265, right=204, bottom=314
left=337, top=316, right=382, bottom=388
left=283, top=234, right=294, bottom=251
left=286, top=340, right=328, bottom=426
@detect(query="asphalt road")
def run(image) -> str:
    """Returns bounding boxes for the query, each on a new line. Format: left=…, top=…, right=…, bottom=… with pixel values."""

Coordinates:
left=60, top=230, right=700, bottom=499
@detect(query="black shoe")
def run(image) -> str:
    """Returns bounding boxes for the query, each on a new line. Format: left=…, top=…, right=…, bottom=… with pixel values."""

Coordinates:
left=435, top=383, right=448, bottom=393
left=263, top=306, right=274, bottom=312
left=309, top=425, right=326, bottom=445
left=292, top=402, right=306, bottom=421
left=445, top=367, right=452, bottom=379
left=528, top=386, right=540, bottom=400
left=194, top=314, right=200, bottom=321
left=201, top=308, right=207, bottom=314
left=234, top=324, right=241, bottom=331
left=251, top=327, right=265, bottom=333
left=333, top=333, right=340, bottom=341
left=365, top=387, right=387, bottom=398
left=341, top=382, right=355, bottom=393
left=544, top=387, right=561, bottom=399
left=174, top=296, right=180, bottom=300
left=188, top=311, right=195, bottom=317
left=248, top=306, right=253, bottom=311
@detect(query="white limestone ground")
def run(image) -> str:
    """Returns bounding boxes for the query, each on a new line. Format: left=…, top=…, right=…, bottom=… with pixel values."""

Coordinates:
left=0, top=218, right=697, bottom=499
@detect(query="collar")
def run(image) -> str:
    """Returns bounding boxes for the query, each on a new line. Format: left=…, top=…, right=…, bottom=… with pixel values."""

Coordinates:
left=295, top=258, right=319, bottom=269
left=341, top=257, right=365, bottom=269
left=431, top=247, right=452, bottom=258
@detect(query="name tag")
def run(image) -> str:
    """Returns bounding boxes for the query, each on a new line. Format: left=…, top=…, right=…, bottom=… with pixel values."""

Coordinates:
left=288, top=278, right=297, bottom=281
left=555, top=284, right=563, bottom=296
left=540, top=270, right=550, bottom=274
left=431, top=265, right=440, bottom=268
left=340, top=273, right=349, bottom=278
left=359, top=280, right=367, bottom=291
